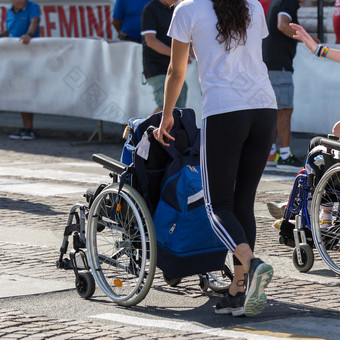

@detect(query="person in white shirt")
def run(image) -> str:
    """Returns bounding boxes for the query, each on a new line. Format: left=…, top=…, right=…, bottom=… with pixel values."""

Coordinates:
left=154, top=0, right=277, bottom=317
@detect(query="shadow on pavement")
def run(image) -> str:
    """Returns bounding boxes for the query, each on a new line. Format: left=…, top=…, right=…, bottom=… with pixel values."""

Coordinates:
left=0, top=133, right=124, bottom=162
left=0, top=197, right=63, bottom=215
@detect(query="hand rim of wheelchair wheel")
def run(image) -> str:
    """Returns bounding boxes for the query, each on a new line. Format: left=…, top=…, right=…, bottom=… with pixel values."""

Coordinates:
left=86, top=184, right=157, bottom=307
left=311, top=164, right=340, bottom=275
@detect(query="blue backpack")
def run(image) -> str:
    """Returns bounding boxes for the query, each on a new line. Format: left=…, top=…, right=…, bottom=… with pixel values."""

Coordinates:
left=120, top=109, right=227, bottom=278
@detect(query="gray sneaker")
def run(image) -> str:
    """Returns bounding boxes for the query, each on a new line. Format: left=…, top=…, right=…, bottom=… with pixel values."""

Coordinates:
left=215, top=291, right=245, bottom=316
left=9, top=128, right=25, bottom=139
left=244, top=258, right=273, bottom=317
left=21, top=129, right=36, bottom=140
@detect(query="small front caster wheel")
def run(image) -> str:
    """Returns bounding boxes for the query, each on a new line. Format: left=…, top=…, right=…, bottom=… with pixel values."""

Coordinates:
left=76, top=272, right=95, bottom=299
left=199, top=274, right=209, bottom=292
left=292, top=243, right=314, bottom=273
left=163, top=273, right=182, bottom=287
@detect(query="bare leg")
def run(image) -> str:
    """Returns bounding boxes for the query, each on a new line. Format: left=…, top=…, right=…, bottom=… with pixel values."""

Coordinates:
left=277, top=108, right=293, bottom=148
left=228, top=243, right=255, bottom=296
left=21, top=112, right=34, bottom=130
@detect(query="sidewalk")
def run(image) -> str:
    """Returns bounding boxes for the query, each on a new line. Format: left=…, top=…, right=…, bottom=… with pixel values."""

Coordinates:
left=0, top=111, right=125, bottom=142
left=0, top=111, right=324, bottom=158
left=0, top=127, right=340, bottom=339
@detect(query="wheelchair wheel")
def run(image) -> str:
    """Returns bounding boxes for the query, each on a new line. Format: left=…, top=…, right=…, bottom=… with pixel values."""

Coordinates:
left=311, top=164, right=340, bottom=274
left=292, top=244, right=314, bottom=273
left=87, top=183, right=157, bottom=306
left=207, top=252, right=234, bottom=293
left=76, top=272, right=96, bottom=299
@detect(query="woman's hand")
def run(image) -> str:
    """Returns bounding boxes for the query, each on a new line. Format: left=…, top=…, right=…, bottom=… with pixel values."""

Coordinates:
left=289, top=23, right=318, bottom=54
left=153, top=114, right=175, bottom=146
left=332, top=121, right=340, bottom=137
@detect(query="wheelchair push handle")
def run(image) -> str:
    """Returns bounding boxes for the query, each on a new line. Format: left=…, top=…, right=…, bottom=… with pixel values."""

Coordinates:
left=320, top=136, right=340, bottom=152
left=92, top=153, right=127, bottom=175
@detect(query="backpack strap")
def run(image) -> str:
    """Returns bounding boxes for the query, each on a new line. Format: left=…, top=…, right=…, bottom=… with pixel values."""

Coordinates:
left=173, top=108, right=198, bottom=147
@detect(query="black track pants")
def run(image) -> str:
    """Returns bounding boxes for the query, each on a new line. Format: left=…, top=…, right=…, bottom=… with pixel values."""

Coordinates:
left=200, top=109, right=277, bottom=264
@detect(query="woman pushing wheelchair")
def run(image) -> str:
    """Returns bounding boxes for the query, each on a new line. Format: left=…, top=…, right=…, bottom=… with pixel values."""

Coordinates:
left=154, top=0, right=277, bottom=317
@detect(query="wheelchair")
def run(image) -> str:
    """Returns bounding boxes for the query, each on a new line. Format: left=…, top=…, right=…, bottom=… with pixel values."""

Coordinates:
left=277, top=135, right=340, bottom=275
left=56, top=152, right=233, bottom=306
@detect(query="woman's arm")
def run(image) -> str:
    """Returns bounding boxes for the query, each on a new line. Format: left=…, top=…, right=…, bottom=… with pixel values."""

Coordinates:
left=290, top=23, right=340, bottom=63
left=154, top=38, right=190, bottom=146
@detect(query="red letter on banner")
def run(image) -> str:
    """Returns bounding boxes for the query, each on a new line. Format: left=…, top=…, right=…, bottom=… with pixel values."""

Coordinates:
left=105, top=6, right=112, bottom=40
left=1, top=7, right=6, bottom=33
left=44, top=6, right=57, bottom=37
left=58, top=6, right=79, bottom=37
left=87, top=6, right=103, bottom=37
left=79, top=6, right=87, bottom=37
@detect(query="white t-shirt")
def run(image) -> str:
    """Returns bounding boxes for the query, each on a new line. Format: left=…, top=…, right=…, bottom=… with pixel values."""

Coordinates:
left=168, top=0, right=277, bottom=119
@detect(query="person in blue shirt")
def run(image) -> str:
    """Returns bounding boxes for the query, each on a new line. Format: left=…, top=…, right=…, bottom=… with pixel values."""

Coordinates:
left=0, top=0, right=40, bottom=140
left=112, top=0, right=150, bottom=43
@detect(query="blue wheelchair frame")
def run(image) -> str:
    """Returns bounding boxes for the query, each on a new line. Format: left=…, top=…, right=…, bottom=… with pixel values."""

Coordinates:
left=278, top=135, right=340, bottom=272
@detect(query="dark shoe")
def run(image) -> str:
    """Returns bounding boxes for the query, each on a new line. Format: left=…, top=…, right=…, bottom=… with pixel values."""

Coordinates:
left=9, top=128, right=25, bottom=139
left=244, top=258, right=273, bottom=317
left=277, top=154, right=303, bottom=171
left=21, top=129, right=36, bottom=140
left=215, top=291, right=245, bottom=316
left=267, top=202, right=286, bottom=219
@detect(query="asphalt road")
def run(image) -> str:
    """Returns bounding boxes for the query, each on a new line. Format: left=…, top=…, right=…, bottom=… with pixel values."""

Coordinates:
left=0, top=131, right=340, bottom=340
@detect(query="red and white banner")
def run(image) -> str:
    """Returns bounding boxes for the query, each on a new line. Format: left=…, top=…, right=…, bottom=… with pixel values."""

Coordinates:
left=0, top=38, right=202, bottom=125
left=0, top=0, right=117, bottom=40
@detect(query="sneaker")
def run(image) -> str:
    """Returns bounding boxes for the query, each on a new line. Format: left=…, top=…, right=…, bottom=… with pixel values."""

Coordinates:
left=9, top=128, right=25, bottom=139
left=215, top=291, right=245, bottom=316
left=267, top=202, right=287, bottom=219
left=21, top=129, right=36, bottom=140
left=277, top=154, right=303, bottom=171
left=244, top=258, right=274, bottom=317
left=266, top=152, right=279, bottom=167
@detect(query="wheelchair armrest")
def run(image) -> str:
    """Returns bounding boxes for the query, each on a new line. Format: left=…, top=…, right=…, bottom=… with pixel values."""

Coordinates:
left=92, top=153, right=127, bottom=175
left=320, top=137, right=340, bottom=152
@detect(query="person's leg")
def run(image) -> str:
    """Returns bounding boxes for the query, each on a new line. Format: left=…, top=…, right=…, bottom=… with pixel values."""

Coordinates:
left=277, top=108, right=292, bottom=148
left=202, top=110, right=275, bottom=316
left=21, top=112, right=34, bottom=130
left=202, top=113, right=253, bottom=293
left=146, top=74, right=165, bottom=114
left=233, top=109, right=277, bottom=290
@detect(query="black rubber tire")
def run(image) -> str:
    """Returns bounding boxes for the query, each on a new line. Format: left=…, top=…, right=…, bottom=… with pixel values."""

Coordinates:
left=76, top=272, right=96, bottom=299
left=292, top=244, right=314, bottom=273
left=199, top=275, right=209, bottom=292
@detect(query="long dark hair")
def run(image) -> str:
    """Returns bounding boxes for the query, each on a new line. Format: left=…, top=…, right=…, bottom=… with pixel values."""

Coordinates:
left=211, top=0, right=251, bottom=51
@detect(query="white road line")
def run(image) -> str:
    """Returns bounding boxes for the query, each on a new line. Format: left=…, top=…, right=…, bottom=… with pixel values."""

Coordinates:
left=261, top=174, right=296, bottom=181
left=90, top=313, right=282, bottom=339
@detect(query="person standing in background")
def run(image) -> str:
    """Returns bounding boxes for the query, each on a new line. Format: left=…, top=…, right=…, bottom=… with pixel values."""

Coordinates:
left=0, top=0, right=40, bottom=140
left=112, top=0, right=151, bottom=43
left=141, top=0, right=188, bottom=114
left=263, top=0, right=319, bottom=170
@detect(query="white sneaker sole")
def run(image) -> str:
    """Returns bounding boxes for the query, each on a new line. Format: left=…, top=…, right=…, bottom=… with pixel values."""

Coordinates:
left=215, top=306, right=245, bottom=316
left=244, top=264, right=273, bottom=317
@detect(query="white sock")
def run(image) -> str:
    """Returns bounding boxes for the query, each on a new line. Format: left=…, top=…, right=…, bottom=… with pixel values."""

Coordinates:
left=270, top=144, right=277, bottom=156
left=320, top=206, right=333, bottom=228
left=280, top=146, right=291, bottom=160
